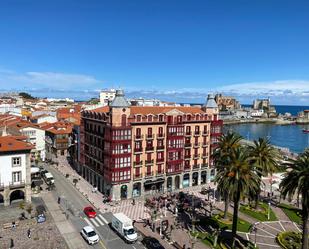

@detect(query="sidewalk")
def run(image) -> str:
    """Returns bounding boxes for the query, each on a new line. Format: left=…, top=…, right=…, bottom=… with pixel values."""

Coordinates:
left=42, top=191, right=88, bottom=249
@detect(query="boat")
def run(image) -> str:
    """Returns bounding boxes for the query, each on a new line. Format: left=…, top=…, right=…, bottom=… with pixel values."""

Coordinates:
left=302, top=129, right=309, bottom=133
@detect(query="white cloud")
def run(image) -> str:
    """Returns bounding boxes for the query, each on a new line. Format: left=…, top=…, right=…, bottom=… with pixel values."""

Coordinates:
left=0, top=70, right=102, bottom=89
left=217, top=80, right=309, bottom=97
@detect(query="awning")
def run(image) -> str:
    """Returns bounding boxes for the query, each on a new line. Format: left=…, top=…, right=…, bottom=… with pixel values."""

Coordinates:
left=144, top=178, right=165, bottom=185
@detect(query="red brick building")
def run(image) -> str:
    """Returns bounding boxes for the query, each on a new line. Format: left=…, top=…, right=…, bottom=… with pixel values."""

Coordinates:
left=80, top=90, right=222, bottom=200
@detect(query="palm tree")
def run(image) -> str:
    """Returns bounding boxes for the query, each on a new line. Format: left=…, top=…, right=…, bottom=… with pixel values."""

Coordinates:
left=248, top=137, right=280, bottom=208
left=216, top=147, right=260, bottom=247
left=214, top=131, right=242, bottom=218
left=280, top=150, right=309, bottom=249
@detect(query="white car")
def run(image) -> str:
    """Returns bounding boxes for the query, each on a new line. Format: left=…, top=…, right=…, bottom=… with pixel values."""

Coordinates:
left=80, top=226, right=100, bottom=245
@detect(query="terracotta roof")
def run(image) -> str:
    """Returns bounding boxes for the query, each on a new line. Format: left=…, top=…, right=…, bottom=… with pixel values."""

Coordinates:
left=91, top=106, right=110, bottom=113
left=130, top=106, right=205, bottom=115
left=0, top=136, right=34, bottom=152
left=41, top=121, right=73, bottom=135
left=90, top=106, right=204, bottom=115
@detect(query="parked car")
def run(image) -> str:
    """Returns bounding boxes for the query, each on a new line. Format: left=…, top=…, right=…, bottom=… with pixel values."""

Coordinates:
left=80, top=226, right=99, bottom=245
left=84, top=206, right=97, bottom=218
left=142, top=237, right=165, bottom=249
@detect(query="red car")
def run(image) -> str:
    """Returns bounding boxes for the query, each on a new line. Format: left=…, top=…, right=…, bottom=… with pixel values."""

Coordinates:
left=84, top=206, right=97, bottom=218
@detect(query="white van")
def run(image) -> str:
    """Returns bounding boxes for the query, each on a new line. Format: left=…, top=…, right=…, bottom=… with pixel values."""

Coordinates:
left=44, top=172, right=54, bottom=185
left=111, top=213, right=137, bottom=243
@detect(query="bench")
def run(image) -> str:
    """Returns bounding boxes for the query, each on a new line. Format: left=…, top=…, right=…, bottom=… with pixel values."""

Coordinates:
left=3, top=220, right=20, bottom=229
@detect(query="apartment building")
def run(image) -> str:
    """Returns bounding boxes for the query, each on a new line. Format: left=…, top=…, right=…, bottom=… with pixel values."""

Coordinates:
left=0, top=136, right=33, bottom=206
left=42, top=122, right=73, bottom=160
left=80, top=90, right=222, bottom=200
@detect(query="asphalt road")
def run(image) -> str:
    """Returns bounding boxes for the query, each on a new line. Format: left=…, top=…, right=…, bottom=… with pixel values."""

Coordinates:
left=43, top=164, right=146, bottom=249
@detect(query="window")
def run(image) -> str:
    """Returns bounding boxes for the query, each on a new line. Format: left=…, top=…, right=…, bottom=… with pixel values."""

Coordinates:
left=121, top=114, right=127, bottom=126
left=12, top=171, right=21, bottom=182
left=158, top=127, right=163, bottom=135
left=12, top=157, right=21, bottom=167
left=148, top=115, right=153, bottom=122
left=147, top=128, right=152, bottom=136
left=136, top=128, right=141, bottom=136
left=159, top=115, right=164, bottom=122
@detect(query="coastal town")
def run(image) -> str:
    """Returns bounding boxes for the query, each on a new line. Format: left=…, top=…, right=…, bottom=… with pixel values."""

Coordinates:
left=0, top=90, right=308, bottom=249
left=1, top=1, right=309, bottom=249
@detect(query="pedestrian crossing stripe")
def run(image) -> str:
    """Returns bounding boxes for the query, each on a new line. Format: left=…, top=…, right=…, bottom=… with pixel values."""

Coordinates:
left=83, top=215, right=109, bottom=227
left=83, top=217, right=93, bottom=227
left=91, top=217, right=99, bottom=227
left=99, top=214, right=108, bottom=224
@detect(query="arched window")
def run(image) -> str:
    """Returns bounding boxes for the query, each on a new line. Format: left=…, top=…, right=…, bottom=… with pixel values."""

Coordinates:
left=121, top=114, right=127, bottom=126
left=136, top=115, right=141, bottom=122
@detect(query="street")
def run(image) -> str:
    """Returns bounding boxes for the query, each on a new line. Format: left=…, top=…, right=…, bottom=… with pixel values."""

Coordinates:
left=44, top=164, right=146, bottom=249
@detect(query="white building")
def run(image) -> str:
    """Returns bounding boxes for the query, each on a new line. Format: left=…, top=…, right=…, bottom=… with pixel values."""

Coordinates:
left=0, top=136, right=33, bottom=206
left=251, top=109, right=264, bottom=117
left=20, top=125, right=46, bottom=161
left=31, top=113, right=58, bottom=124
left=99, top=89, right=116, bottom=105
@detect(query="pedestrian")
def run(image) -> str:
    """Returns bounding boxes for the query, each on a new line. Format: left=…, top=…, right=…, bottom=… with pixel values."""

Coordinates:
left=11, top=221, right=16, bottom=230
left=132, top=219, right=136, bottom=226
left=132, top=199, right=135, bottom=205
left=57, top=196, right=61, bottom=204
left=27, top=228, right=31, bottom=238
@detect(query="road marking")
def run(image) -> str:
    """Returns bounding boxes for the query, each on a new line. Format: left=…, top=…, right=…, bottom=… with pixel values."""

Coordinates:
left=99, top=214, right=109, bottom=224
left=132, top=246, right=136, bottom=249
left=91, top=217, right=99, bottom=227
left=256, top=242, right=281, bottom=247
left=96, top=216, right=105, bottom=226
left=99, top=240, right=107, bottom=249
left=83, top=217, right=93, bottom=227
left=279, top=221, right=286, bottom=231
left=262, top=222, right=282, bottom=233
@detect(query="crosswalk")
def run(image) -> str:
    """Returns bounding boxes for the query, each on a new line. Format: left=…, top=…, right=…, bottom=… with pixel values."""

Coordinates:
left=83, top=213, right=109, bottom=228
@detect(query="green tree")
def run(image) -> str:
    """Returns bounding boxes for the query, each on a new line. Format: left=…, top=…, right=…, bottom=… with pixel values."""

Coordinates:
left=280, top=150, right=309, bottom=249
left=248, top=138, right=280, bottom=208
left=216, top=147, right=260, bottom=247
left=214, top=131, right=243, bottom=219
left=19, top=92, right=36, bottom=99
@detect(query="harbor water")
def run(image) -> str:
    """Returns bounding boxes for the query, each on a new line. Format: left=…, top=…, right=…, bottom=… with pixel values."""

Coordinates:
left=226, top=123, right=309, bottom=153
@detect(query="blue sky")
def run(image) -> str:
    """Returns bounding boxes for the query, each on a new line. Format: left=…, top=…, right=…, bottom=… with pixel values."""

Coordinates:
left=0, top=0, right=309, bottom=104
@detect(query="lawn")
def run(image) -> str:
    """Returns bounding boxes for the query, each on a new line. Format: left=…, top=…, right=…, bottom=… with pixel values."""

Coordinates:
left=199, top=211, right=252, bottom=233
left=278, top=203, right=302, bottom=224
left=239, top=202, right=278, bottom=221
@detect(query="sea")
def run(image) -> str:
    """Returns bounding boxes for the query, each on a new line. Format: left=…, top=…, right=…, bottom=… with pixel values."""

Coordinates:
left=225, top=105, right=309, bottom=154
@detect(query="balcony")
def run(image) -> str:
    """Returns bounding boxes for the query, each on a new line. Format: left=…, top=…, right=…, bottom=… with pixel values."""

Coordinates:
left=156, top=158, right=165, bottom=163
left=133, top=161, right=143, bottom=167
left=193, top=142, right=200, bottom=148
left=134, top=147, right=143, bottom=154
left=201, top=163, right=208, bottom=168
left=202, top=131, right=209, bottom=136
left=194, top=131, right=200, bottom=136
left=156, top=145, right=165, bottom=151
left=202, top=153, right=208, bottom=158
left=184, top=143, right=192, bottom=148
left=146, top=134, right=155, bottom=140
left=184, top=166, right=191, bottom=171
left=9, top=181, right=25, bottom=189
left=0, top=183, right=4, bottom=191
left=193, top=164, right=200, bottom=170
left=145, top=171, right=154, bottom=178
left=157, top=133, right=165, bottom=139
left=145, top=159, right=154, bottom=165
left=184, top=154, right=191, bottom=160
left=156, top=170, right=164, bottom=176
left=145, top=146, right=155, bottom=152
left=133, top=174, right=143, bottom=180
left=134, top=134, right=144, bottom=140
left=185, top=131, right=192, bottom=137
left=202, top=143, right=209, bottom=148
left=193, top=154, right=200, bottom=159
